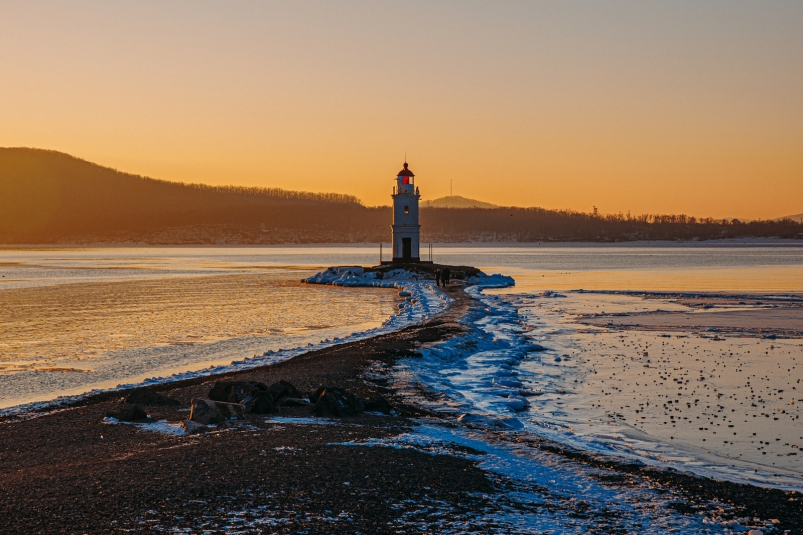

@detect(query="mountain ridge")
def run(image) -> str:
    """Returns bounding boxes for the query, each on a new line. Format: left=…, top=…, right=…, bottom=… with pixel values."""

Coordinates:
left=776, top=212, right=803, bottom=223
left=424, top=195, right=498, bottom=209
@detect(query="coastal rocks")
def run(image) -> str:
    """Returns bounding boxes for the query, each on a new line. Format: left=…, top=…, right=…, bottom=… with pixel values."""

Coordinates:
left=364, top=395, right=393, bottom=414
left=309, top=385, right=393, bottom=416
left=180, top=419, right=207, bottom=434
left=214, top=401, right=246, bottom=420
left=269, top=380, right=304, bottom=402
left=189, top=399, right=225, bottom=425
left=188, top=398, right=245, bottom=427
left=314, top=391, right=358, bottom=417
left=208, top=380, right=305, bottom=414
left=197, top=380, right=387, bottom=420
left=276, top=397, right=311, bottom=407
left=310, top=385, right=337, bottom=404
left=106, top=404, right=148, bottom=422
left=242, top=390, right=275, bottom=414
left=208, top=381, right=267, bottom=404
left=312, top=386, right=364, bottom=417
left=125, top=388, right=180, bottom=407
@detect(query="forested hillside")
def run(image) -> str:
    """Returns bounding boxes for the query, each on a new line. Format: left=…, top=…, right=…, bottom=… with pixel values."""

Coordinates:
left=1, top=148, right=800, bottom=244
left=0, top=148, right=385, bottom=243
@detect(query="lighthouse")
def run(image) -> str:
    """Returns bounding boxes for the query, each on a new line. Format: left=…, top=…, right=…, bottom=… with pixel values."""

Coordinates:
left=391, top=162, right=421, bottom=262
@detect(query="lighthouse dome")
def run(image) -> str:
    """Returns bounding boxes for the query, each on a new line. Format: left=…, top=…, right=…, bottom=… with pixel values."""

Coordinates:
left=397, top=162, right=414, bottom=177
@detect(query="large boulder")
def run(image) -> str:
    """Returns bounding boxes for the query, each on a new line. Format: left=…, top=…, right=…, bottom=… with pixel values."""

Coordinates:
left=268, top=380, right=303, bottom=402
left=310, top=385, right=342, bottom=403
left=189, top=399, right=225, bottom=424
left=180, top=419, right=208, bottom=434
left=213, top=401, right=246, bottom=420
left=363, top=395, right=393, bottom=415
left=106, top=404, right=148, bottom=422
left=241, top=390, right=275, bottom=414
left=313, top=391, right=340, bottom=416
left=276, top=397, right=311, bottom=407
left=312, top=386, right=364, bottom=417
left=125, top=388, right=180, bottom=407
left=208, top=381, right=265, bottom=404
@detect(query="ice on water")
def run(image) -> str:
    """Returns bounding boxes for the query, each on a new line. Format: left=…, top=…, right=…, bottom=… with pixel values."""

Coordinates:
left=395, top=281, right=803, bottom=490
left=0, top=251, right=452, bottom=414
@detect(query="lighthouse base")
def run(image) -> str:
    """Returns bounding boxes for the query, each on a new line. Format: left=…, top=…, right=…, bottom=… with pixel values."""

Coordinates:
left=382, top=259, right=435, bottom=265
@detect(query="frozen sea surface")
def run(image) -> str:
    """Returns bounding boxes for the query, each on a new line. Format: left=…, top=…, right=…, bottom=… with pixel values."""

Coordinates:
left=0, top=248, right=452, bottom=412
left=395, top=282, right=803, bottom=490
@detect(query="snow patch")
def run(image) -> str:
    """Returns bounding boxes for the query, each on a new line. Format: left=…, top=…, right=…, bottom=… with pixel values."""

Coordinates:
left=333, top=422, right=726, bottom=534
left=103, top=417, right=186, bottom=436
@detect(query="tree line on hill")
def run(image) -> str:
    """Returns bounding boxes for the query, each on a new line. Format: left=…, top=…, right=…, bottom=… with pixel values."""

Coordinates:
left=1, top=148, right=800, bottom=244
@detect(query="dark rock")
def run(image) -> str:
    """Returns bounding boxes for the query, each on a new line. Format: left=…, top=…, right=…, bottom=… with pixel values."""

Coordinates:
left=189, top=399, right=224, bottom=425
left=313, top=392, right=344, bottom=417
left=363, top=395, right=392, bottom=415
left=276, top=397, right=311, bottom=407
left=242, top=390, right=275, bottom=414
left=106, top=404, right=148, bottom=422
left=125, top=388, right=180, bottom=407
left=312, top=387, right=364, bottom=417
left=268, top=380, right=303, bottom=402
left=208, top=381, right=263, bottom=404
left=310, top=385, right=344, bottom=403
left=213, top=401, right=246, bottom=420
left=180, top=419, right=207, bottom=434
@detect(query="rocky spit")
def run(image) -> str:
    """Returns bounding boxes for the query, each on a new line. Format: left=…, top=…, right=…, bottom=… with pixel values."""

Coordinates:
left=0, top=285, right=801, bottom=534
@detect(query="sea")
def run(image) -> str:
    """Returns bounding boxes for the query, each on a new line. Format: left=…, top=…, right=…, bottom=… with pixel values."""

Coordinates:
left=1, top=242, right=802, bottom=490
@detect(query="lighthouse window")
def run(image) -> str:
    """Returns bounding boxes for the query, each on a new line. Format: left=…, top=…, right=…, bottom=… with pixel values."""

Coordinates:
left=404, top=205, right=409, bottom=214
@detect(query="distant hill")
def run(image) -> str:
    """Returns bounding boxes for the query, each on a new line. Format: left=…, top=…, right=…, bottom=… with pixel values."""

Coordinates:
left=0, top=148, right=385, bottom=243
left=776, top=212, right=803, bottom=223
left=424, top=195, right=498, bottom=209
left=1, top=148, right=801, bottom=244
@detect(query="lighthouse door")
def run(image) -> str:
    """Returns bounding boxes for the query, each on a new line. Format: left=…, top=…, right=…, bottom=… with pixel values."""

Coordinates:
left=402, top=238, right=412, bottom=260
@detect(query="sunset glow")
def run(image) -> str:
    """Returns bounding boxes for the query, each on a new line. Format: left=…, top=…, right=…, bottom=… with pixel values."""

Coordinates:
left=1, top=1, right=801, bottom=218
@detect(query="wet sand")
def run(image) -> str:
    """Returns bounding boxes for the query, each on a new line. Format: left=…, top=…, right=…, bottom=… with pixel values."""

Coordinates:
left=1, top=286, right=802, bottom=534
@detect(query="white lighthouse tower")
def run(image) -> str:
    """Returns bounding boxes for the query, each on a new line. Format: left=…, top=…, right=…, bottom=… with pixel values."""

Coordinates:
left=391, top=162, right=420, bottom=262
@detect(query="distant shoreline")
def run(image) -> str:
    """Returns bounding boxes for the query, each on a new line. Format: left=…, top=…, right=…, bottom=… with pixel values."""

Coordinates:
left=2, top=237, right=803, bottom=249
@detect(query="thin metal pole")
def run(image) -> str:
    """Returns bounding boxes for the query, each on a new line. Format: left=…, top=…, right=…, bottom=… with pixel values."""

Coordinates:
left=380, top=243, right=382, bottom=265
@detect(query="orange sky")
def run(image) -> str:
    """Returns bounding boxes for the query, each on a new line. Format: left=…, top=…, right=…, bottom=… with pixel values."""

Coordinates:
left=1, top=2, right=801, bottom=219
